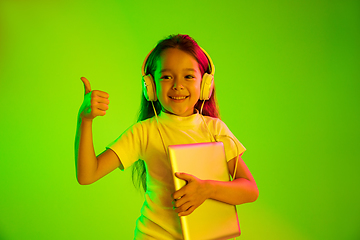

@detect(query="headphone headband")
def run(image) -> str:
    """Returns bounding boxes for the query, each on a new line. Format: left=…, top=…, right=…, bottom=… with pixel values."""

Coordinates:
left=141, top=47, right=215, bottom=77
left=141, top=49, right=153, bottom=77
left=199, top=47, right=215, bottom=76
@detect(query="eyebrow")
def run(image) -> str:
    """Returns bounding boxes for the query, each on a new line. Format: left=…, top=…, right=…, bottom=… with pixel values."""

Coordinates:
left=159, top=68, right=198, bottom=73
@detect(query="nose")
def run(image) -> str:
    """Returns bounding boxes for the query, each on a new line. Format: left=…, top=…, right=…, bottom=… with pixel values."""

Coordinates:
left=172, top=78, right=184, bottom=90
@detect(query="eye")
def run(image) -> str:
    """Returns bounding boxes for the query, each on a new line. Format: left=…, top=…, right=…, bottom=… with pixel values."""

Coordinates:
left=160, top=75, right=172, bottom=81
left=185, top=75, right=195, bottom=80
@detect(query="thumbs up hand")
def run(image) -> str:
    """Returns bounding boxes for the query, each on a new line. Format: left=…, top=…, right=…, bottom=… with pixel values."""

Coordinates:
left=79, top=77, right=110, bottom=120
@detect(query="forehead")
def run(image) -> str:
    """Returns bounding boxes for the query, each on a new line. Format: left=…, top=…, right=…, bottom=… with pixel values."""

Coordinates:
left=156, top=48, right=200, bottom=72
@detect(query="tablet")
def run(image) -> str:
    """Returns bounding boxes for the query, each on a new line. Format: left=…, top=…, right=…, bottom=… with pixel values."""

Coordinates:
left=168, top=142, right=241, bottom=240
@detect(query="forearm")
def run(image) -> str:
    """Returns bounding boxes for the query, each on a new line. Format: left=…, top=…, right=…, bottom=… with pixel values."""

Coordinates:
left=206, top=177, right=259, bottom=205
left=74, top=117, right=97, bottom=185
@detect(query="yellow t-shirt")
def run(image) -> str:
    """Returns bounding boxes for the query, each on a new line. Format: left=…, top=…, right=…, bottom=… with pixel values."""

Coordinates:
left=107, top=111, right=246, bottom=240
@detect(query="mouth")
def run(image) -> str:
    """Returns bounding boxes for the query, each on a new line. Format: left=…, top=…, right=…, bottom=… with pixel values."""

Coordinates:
left=169, top=96, right=189, bottom=100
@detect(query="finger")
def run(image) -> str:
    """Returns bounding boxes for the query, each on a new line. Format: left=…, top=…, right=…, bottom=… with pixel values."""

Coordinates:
left=174, top=195, right=189, bottom=208
left=178, top=206, right=196, bottom=216
left=91, top=96, right=109, bottom=107
left=96, top=97, right=110, bottom=105
left=173, top=187, right=186, bottom=200
left=93, top=102, right=109, bottom=111
left=80, top=77, right=92, bottom=95
left=92, top=94, right=110, bottom=105
left=92, top=90, right=109, bottom=99
left=175, top=201, right=192, bottom=214
left=92, top=108, right=107, bottom=117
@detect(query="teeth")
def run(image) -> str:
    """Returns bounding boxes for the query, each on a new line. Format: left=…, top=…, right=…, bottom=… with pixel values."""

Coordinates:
left=171, top=96, right=187, bottom=100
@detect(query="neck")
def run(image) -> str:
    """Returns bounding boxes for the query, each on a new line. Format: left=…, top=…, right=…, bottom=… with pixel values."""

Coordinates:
left=161, top=108, right=197, bottom=116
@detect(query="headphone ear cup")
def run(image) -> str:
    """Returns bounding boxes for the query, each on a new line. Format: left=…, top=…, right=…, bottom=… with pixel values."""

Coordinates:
left=142, top=75, right=157, bottom=101
left=200, top=73, right=214, bottom=100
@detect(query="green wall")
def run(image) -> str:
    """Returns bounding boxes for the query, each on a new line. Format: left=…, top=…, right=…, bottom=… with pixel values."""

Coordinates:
left=0, top=0, right=359, bottom=239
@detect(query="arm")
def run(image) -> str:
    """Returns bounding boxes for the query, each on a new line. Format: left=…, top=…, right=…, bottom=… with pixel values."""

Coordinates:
left=173, top=154, right=258, bottom=216
left=75, top=77, right=122, bottom=185
left=206, top=155, right=259, bottom=205
left=75, top=118, right=122, bottom=185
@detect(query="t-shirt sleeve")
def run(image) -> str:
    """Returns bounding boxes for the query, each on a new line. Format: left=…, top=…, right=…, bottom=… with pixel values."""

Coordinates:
left=106, top=122, right=144, bottom=171
left=214, top=119, right=246, bottom=162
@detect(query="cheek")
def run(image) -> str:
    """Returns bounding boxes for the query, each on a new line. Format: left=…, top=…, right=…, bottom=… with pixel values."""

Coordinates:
left=155, top=82, right=168, bottom=100
left=192, top=80, right=202, bottom=97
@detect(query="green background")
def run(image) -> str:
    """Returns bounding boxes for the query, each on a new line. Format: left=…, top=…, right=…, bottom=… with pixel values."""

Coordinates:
left=0, top=0, right=359, bottom=239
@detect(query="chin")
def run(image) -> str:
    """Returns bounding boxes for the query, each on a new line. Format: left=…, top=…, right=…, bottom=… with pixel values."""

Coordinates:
left=172, top=109, right=194, bottom=117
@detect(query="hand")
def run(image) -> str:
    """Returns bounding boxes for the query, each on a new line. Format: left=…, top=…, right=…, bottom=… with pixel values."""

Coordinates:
left=79, top=77, right=110, bottom=120
left=172, top=172, right=211, bottom=216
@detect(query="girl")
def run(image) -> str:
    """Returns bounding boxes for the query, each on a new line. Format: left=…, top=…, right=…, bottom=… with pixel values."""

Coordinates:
left=75, top=34, right=258, bottom=239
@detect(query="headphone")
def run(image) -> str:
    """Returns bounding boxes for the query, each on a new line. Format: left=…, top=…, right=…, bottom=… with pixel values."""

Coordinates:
left=141, top=47, right=215, bottom=102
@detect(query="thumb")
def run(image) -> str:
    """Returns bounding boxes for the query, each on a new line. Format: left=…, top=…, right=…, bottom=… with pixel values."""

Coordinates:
left=175, top=172, right=194, bottom=182
left=80, top=77, right=92, bottom=95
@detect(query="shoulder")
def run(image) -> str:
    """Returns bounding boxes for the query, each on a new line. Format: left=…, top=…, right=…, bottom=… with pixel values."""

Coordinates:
left=112, top=117, right=157, bottom=147
left=126, top=117, right=157, bottom=134
left=139, top=116, right=158, bottom=127
left=205, top=116, right=236, bottom=138
left=202, top=114, right=219, bottom=122
left=131, top=116, right=156, bottom=127
left=202, top=115, right=226, bottom=127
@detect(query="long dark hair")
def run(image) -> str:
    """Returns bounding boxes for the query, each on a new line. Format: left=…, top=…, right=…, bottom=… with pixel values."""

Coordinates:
left=132, top=34, right=220, bottom=192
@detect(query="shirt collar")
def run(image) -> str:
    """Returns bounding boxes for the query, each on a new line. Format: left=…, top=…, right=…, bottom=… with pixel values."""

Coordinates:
left=158, top=109, right=201, bottom=127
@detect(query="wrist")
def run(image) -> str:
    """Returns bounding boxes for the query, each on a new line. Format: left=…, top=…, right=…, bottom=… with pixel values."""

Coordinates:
left=204, top=180, right=216, bottom=200
left=78, top=116, right=93, bottom=125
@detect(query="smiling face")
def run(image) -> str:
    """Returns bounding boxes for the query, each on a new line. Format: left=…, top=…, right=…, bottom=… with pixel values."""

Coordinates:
left=154, top=48, right=202, bottom=117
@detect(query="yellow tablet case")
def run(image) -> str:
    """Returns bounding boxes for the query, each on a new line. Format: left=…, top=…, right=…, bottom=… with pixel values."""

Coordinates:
left=168, top=142, right=241, bottom=240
